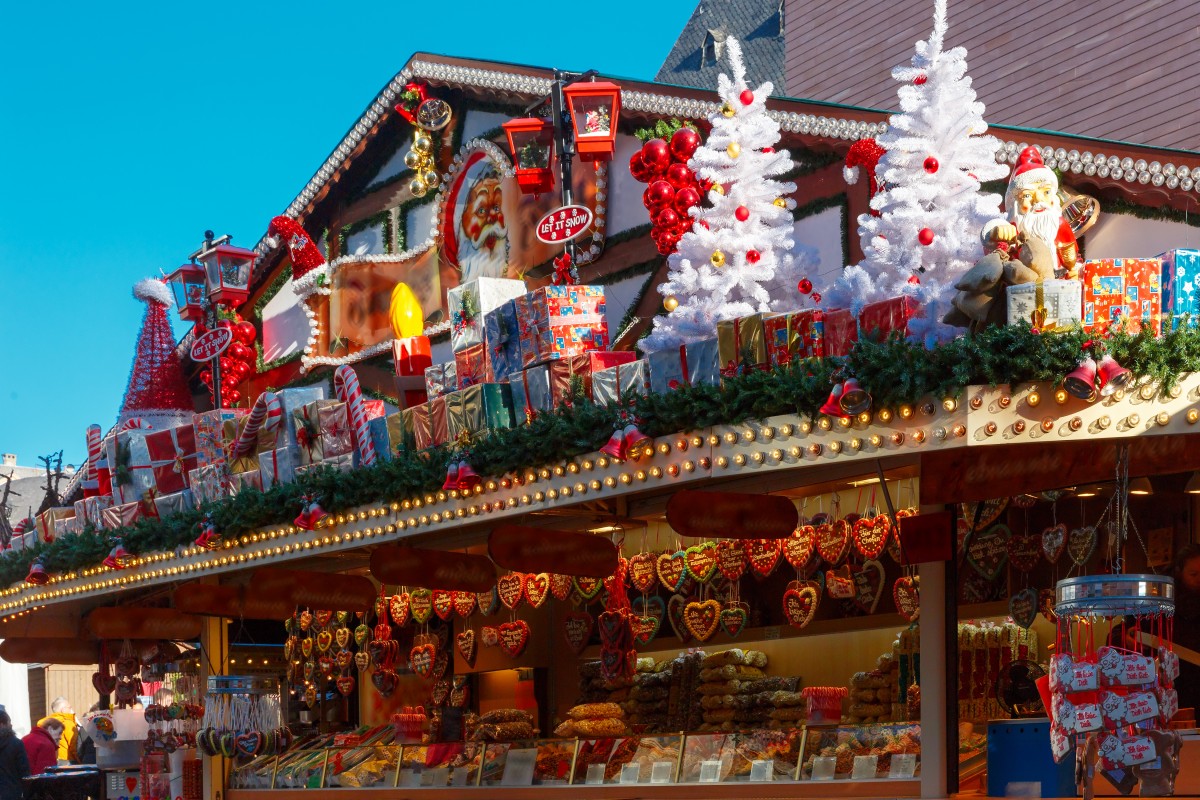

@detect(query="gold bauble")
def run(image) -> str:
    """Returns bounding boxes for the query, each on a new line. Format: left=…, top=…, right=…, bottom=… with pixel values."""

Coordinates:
left=409, top=177, right=428, bottom=197
left=710, top=250, right=726, bottom=268
left=403, top=150, right=422, bottom=169
left=663, top=295, right=679, bottom=312
left=420, top=168, right=440, bottom=188
left=712, top=184, right=725, bottom=196
left=773, top=197, right=787, bottom=208
left=727, top=142, right=741, bottom=159
left=412, top=134, right=433, bottom=154
left=720, top=102, right=735, bottom=118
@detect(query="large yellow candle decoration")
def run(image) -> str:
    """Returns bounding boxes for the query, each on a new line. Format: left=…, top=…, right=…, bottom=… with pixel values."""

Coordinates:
left=389, top=282, right=424, bottom=339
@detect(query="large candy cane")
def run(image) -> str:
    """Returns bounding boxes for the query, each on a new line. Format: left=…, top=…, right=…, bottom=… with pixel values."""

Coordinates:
left=85, top=425, right=103, bottom=479
left=234, top=392, right=284, bottom=457
left=334, top=365, right=377, bottom=467
left=119, top=418, right=151, bottom=431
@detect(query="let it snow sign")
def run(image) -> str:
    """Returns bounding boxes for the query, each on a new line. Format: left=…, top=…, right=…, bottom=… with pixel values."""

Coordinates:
left=536, top=205, right=593, bottom=244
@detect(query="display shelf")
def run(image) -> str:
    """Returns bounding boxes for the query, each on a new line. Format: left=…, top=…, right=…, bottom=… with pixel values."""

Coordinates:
left=227, top=780, right=921, bottom=799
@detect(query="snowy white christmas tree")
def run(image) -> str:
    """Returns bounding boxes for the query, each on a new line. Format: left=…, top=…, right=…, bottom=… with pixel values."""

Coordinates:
left=640, top=38, right=817, bottom=353
left=825, top=0, right=1007, bottom=339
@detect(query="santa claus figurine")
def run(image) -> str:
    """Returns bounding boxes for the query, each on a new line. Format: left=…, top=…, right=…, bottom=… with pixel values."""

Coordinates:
left=981, top=146, right=1080, bottom=281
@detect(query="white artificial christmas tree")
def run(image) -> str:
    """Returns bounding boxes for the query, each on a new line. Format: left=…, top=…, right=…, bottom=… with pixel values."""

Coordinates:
left=825, top=0, right=1007, bottom=341
left=640, top=38, right=817, bottom=353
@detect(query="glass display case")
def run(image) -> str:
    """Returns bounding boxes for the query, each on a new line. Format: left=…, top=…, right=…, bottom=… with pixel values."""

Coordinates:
left=681, top=730, right=805, bottom=783
left=800, top=723, right=921, bottom=781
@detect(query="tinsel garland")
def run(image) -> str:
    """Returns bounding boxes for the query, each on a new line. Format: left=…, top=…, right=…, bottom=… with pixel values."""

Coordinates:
left=4, top=323, right=1199, bottom=587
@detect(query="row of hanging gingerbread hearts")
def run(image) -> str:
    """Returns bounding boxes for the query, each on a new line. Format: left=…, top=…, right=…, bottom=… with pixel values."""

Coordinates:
left=964, top=523, right=1098, bottom=582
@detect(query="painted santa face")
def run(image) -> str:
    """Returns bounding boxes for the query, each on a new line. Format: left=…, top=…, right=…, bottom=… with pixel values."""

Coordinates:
left=460, top=176, right=505, bottom=251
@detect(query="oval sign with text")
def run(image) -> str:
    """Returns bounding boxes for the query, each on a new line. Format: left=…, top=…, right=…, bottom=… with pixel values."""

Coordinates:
left=535, top=204, right=593, bottom=244
left=190, top=327, right=233, bottom=362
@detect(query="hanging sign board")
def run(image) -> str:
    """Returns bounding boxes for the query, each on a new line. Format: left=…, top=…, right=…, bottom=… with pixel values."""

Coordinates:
left=173, top=583, right=296, bottom=620
left=189, top=327, right=233, bottom=362
left=87, top=607, right=202, bottom=641
left=535, top=205, right=594, bottom=244
left=370, top=546, right=496, bottom=592
left=250, top=568, right=376, bottom=611
left=666, top=490, right=799, bottom=539
left=488, top=525, right=619, bottom=577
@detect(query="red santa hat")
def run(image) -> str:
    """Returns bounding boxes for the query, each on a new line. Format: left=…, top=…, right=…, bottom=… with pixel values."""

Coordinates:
left=1010, top=146, right=1057, bottom=191
left=268, top=216, right=326, bottom=281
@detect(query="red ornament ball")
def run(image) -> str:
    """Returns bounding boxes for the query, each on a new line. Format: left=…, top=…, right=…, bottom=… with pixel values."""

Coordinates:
left=628, top=152, right=651, bottom=183
left=665, top=162, right=694, bottom=189
left=656, top=207, right=680, bottom=228
left=798, top=278, right=813, bottom=295
left=907, top=274, right=921, bottom=285
left=234, top=320, right=257, bottom=345
left=669, top=127, right=701, bottom=162
left=739, top=89, right=755, bottom=106
left=914, top=74, right=927, bottom=85
left=763, top=146, right=775, bottom=154
left=646, top=180, right=675, bottom=208
left=746, top=250, right=761, bottom=264
left=641, top=138, right=671, bottom=173
left=923, top=156, right=939, bottom=174
left=735, top=206, right=750, bottom=222
left=918, top=227, right=935, bottom=245
left=674, top=186, right=701, bottom=212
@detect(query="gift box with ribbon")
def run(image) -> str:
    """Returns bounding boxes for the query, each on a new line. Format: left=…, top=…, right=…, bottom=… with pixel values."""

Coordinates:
left=74, top=495, right=114, bottom=529
left=425, top=362, right=458, bottom=400
left=509, top=365, right=553, bottom=421
left=192, top=409, right=247, bottom=469
left=291, top=400, right=354, bottom=466
left=647, top=337, right=721, bottom=394
left=106, top=429, right=155, bottom=506
left=446, top=383, right=515, bottom=441
left=1159, top=250, right=1199, bottom=333
left=763, top=308, right=856, bottom=366
left=403, top=397, right=449, bottom=450
left=548, top=352, right=636, bottom=406
left=717, top=313, right=773, bottom=379
left=295, top=452, right=354, bottom=479
left=859, top=296, right=924, bottom=340
left=154, top=489, right=194, bottom=518
left=100, top=501, right=145, bottom=531
left=259, top=446, right=299, bottom=491
left=188, top=464, right=229, bottom=506
left=483, top=299, right=521, bottom=382
left=385, top=412, right=411, bottom=454
left=54, top=517, right=84, bottom=538
left=448, top=277, right=528, bottom=353
left=230, top=469, right=262, bottom=496
left=273, top=385, right=327, bottom=449
left=367, top=416, right=393, bottom=463
left=144, top=424, right=199, bottom=495
left=392, top=335, right=433, bottom=377
left=454, top=343, right=493, bottom=390
left=515, top=285, right=609, bottom=367
left=1082, top=258, right=1162, bottom=334
left=1006, top=280, right=1083, bottom=330
left=592, top=358, right=651, bottom=405
left=221, top=414, right=279, bottom=462
left=35, top=507, right=76, bottom=543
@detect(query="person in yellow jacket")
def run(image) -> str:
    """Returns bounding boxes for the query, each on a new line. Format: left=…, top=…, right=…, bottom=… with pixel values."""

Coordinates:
left=48, top=698, right=77, bottom=764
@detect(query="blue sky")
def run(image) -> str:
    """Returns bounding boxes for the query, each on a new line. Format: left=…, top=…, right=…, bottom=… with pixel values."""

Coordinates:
left=0, top=1, right=695, bottom=467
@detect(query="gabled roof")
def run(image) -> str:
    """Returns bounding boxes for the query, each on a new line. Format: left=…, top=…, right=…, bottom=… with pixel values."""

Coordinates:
left=656, top=0, right=785, bottom=93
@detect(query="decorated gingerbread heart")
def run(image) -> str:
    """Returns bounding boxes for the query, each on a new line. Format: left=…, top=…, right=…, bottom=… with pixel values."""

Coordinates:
left=409, top=588, right=434, bottom=624
left=1009, top=587, right=1038, bottom=629
left=851, top=559, right=885, bottom=614
left=745, top=538, right=781, bottom=578
left=409, top=643, right=436, bottom=678
left=476, top=587, right=500, bottom=616
left=523, top=573, right=550, bottom=608
left=719, top=605, right=748, bottom=638
left=1068, top=526, right=1097, bottom=566
left=316, top=630, right=333, bottom=653
left=335, top=649, right=353, bottom=671
left=456, top=629, right=477, bottom=666
left=656, top=551, right=687, bottom=592
left=826, top=565, right=856, bottom=599
left=314, top=609, right=333, bottom=628
left=784, top=525, right=817, bottom=569
left=497, top=573, right=525, bottom=610
left=562, top=612, right=594, bottom=654
left=853, top=516, right=890, bottom=560
left=574, top=576, right=603, bottom=602
left=630, top=614, right=661, bottom=646
left=1042, top=523, right=1067, bottom=563
left=715, top=540, right=747, bottom=581
left=667, top=594, right=692, bottom=643
left=432, top=590, right=454, bottom=621
left=683, top=599, right=721, bottom=641
left=335, top=627, right=351, bottom=650
left=549, top=573, right=574, bottom=601
left=451, top=591, right=477, bottom=618
left=432, top=650, right=449, bottom=679
left=336, top=675, right=355, bottom=696
left=816, top=520, right=851, bottom=565
left=480, top=626, right=500, bottom=648
left=684, top=542, right=718, bottom=583
left=354, top=650, right=370, bottom=671
left=1007, top=528, right=1042, bottom=573
left=964, top=524, right=1010, bottom=580
left=782, top=582, right=819, bottom=628
left=628, top=552, right=658, bottom=593
left=301, top=637, right=313, bottom=659
left=498, top=620, right=531, bottom=658
left=893, top=575, right=920, bottom=622
left=389, top=593, right=410, bottom=627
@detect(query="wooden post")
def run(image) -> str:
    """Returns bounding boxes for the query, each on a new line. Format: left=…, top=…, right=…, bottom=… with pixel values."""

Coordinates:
left=199, top=595, right=229, bottom=800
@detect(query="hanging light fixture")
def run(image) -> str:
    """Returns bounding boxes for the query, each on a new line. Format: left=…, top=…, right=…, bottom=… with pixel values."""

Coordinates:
left=1128, top=477, right=1153, bottom=496
left=1185, top=472, right=1200, bottom=494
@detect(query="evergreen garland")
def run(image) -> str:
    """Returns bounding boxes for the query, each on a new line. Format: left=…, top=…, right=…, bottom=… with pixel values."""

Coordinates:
left=6, top=323, right=1200, bottom=588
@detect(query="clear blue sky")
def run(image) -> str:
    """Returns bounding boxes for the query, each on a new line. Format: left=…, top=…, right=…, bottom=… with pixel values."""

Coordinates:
left=0, top=1, right=695, bottom=467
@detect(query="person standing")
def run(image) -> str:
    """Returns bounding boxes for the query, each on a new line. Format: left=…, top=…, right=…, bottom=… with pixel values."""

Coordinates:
left=0, top=707, right=30, bottom=800
left=21, top=718, right=63, bottom=776
left=48, top=697, right=77, bottom=764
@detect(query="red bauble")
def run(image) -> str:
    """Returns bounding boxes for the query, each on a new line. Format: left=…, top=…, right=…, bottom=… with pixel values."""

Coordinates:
left=199, top=369, right=213, bottom=385
left=220, top=398, right=233, bottom=409
left=914, top=74, right=927, bottom=85
left=697, top=219, right=710, bottom=230
left=923, top=157, right=939, bottom=174
left=674, top=187, right=701, bottom=212
left=669, top=127, right=701, bottom=161
left=218, top=357, right=233, bottom=373
left=798, top=278, right=813, bottom=295
left=227, top=342, right=251, bottom=362
left=628, top=152, right=651, bottom=183
left=739, top=89, right=755, bottom=106
left=735, top=206, right=750, bottom=222
left=234, top=321, right=257, bottom=345
left=918, top=228, right=935, bottom=245
left=763, top=147, right=775, bottom=154
left=641, top=139, right=671, bottom=173
left=907, top=274, right=921, bottom=285
left=226, top=389, right=242, bottom=404
left=656, top=208, right=680, bottom=228
left=665, top=162, right=694, bottom=189
left=746, top=250, right=761, bottom=264
left=646, top=180, right=675, bottom=208
left=217, top=319, right=235, bottom=333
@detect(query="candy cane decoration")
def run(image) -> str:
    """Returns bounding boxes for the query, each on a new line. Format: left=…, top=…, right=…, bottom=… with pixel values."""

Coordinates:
left=334, top=365, right=377, bottom=467
left=119, top=418, right=151, bottom=431
left=85, top=424, right=103, bottom=481
left=234, top=391, right=284, bottom=457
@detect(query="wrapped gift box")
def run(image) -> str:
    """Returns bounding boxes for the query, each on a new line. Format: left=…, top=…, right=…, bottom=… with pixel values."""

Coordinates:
left=509, top=365, right=553, bottom=421
left=100, top=501, right=145, bottom=531
left=425, top=362, right=458, bottom=400
left=189, top=464, right=230, bottom=506
left=276, top=385, right=328, bottom=449
left=55, top=517, right=84, bottom=537
left=291, top=400, right=353, bottom=466
left=454, top=343, right=493, bottom=389
left=448, top=277, right=528, bottom=352
left=295, top=452, right=354, bottom=479
left=548, top=352, right=636, bottom=405
left=1159, top=249, right=1200, bottom=333
left=592, top=358, right=651, bottom=405
left=192, top=409, right=247, bottom=468
left=446, top=383, right=515, bottom=441
left=144, top=424, right=199, bottom=495
left=385, top=412, right=411, bottom=454
left=222, top=414, right=281, bottom=460
left=36, top=507, right=76, bottom=543
left=154, top=489, right=194, bottom=518
left=367, top=416, right=394, bottom=463
left=1006, top=280, right=1083, bottom=330
left=717, top=313, right=773, bottom=379
left=648, top=337, right=721, bottom=394
left=859, top=296, right=923, bottom=339
left=515, top=285, right=609, bottom=367
left=106, top=429, right=155, bottom=506
left=259, top=446, right=299, bottom=491
left=484, top=299, right=521, bottom=383
left=7, top=531, right=35, bottom=551
left=74, top=495, right=114, bottom=529
left=392, top=335, right=433, bottom=377
left=231, top=470, right=262, bottom=495
left=403, top=397, right=449, bottom=450
left=763, top=308, right=857, bottom=366
left=1082, top=258, right=1162, bottom=334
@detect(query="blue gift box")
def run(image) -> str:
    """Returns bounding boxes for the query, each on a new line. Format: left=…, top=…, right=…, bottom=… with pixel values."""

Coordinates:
left=367, top=416, right=393, bottom=463
left=647, top=337, right=721, bottom=394
left=1160, top=249, right=1200, bottom=333
left=484, top=300, right=522, bottom=382
left=508, top=365, right=554, bottom=422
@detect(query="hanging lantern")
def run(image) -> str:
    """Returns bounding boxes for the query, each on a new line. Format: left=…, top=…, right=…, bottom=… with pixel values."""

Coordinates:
left=561, top=80, right=622, bottom=162
left=198, top=242, right=257, bottom=307
left=502, top=118, right=555, bottom=195
left=164, top=262, right=207, bottom=323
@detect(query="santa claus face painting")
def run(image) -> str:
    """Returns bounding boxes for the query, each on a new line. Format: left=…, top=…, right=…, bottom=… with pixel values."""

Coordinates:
left=456, top=167, right=508, bottom=281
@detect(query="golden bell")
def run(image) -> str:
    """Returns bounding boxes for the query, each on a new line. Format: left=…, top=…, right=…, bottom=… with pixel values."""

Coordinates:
left=727, top=142, right=741, bottom=158
left=710, top=250, right=726, bottom=268
left=720, top=102, right=735, bottom=118
left=663, top=295, right=679, bottom=312
left=404, top=150, right=422, bottom=169
left=773, top=197, right=787, bottom=208
left=409, top=177, right=428, bottom=197
left=412, top=135, right=433, bottom=154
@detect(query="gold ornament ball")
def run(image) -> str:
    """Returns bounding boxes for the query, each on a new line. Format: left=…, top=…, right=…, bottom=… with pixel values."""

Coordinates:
left=409, top=177, right=428, bottom=197
left=403, top=150, right=422, bottom=169
left=710, top=250, right=726, bottom=268
left=663, top=296, right=679, bottom=312
left=720, top=102, right=735, bottom=118
left=412, top=134, right=433, bottom=154
left=773, top=197, right=788, bottom=208
left=712, top=184, right=725, bottom=196
left=420, top=168, right=440, bottom=188
left=727, top=142, right=741, bottom=159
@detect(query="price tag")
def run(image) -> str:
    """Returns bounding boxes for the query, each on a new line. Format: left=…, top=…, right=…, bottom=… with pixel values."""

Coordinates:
left=811, top=756, right=837, bottom=781
left=426, top=767, right=449, bottom=787
left=620, top=763, right=641, bottom=784
left=650, top=761, right=674, bottom=784
left=750, top=760, right=774, bottom=782
left=501, top=748, right=537, bottom=786
left=852, top=755, right=879, bottom=780
left=763, top=626, right=781, bottom=640
left=699, top=759, right=723, bottom=783
left=889, top=753, right=917, bottom=779
left=450, top=768, right=471, bottom=787
left=399, top=769, right=420, bottom=788
left=585, top=764, right=606, bottom=785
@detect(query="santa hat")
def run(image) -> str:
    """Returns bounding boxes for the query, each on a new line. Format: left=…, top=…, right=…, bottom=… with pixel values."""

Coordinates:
left=268, top=216, right=326, bottom=282
left=1009, top=146, right=1056, bottom=191
left=116, top=279, right=195, bottom=431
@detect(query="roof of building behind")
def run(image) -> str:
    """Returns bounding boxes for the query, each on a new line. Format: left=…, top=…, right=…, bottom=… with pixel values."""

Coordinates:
left=657, top=0, right=786, bottom=94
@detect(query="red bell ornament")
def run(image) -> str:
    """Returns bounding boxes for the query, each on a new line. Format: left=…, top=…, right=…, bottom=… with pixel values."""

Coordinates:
left=1063, top=357, right=1099, bottom=401
left=838, top=378, right=872, bottom=415
left=600, top=427, right=626, bottom=460
left=102, top=542, right=133, bottom=570
left=442, top=461, right=461, bottom=491
left=25, top=559, right=48, bottom=585
left=456, top=462, right=482, bottom=492
left=621, top=423, right=652, bottom=461
left=1095, top=354, right=1132, bottom=396
left=820, top=384, right=849, bottom=418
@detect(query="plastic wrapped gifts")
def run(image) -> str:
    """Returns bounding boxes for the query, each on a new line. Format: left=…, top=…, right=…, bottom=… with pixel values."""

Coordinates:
left=514, top=285, right=609, bottom=367
left=448, top=277, right=527, bottom=352
left=647, top=337, right=721, bottom=394
left=1081, top=258, right=1162, bottom=335
left=445, top=383, right=515, bottom=442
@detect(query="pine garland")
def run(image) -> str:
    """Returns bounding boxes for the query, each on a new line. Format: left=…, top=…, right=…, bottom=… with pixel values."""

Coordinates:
left=5, top=323, right=1200, bottom=588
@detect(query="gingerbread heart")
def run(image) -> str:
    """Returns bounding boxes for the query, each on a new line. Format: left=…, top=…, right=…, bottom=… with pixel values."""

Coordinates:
left=433, top=650, right=449, bottom=679
left=631, top=614, right=661, bottom=645
left=389, top=593, right=410, bottom=626
left=317, top=655, right=335, bottom=675
left=851, top=559, right=886, bottom=614
left=456, top=629, right=477, bottom=665
left=816, top=520, right=851, bottom=565
left=497, top=573, right=525, bottom=610
left=684, top=599, right=721, bottom=642
left=1039, top=588, right=1058, bottom=623
left=451, top=591, right=477, bottom=618
left=301, top=638, right=313, bottom=658
left=335, top=627, right=350, bottom=650
left=316, top=629, right=333, bottom=653
left=549, top=574, right=574, bottom=601
left=432, top=589, right=454, bottom=621
left=716, top=540, right=747, bottom=581
left=1068, top=526, right=1097, bottom=566
left=335, top=610, right=350, bottom=626
left=964, top=524, right=1010, bottom=580
left=853, top=515, right=891, bottom=560
left=745, top=538, right=781, bottom=578
left=1042, top=523, right=1067, bottom=563
left=354, top=651, right=370, bottom=671
left=303, top=660, right=315, bottom=680
left=628, top=552, right=658, bottom=593
left=314, top=609, right=333, bottom=628
left=684, top=542, right=718, bottom=583
left=92, top=671, right=117, bottom=695
left=784, top=526, right=817, bottom=569
left=1008, top=528, right=1042, bottom=573
left=632, top=594, right=665, bottom=625
left=1010, top=587, right=1038, bottom=629
left=524, top=573, right=550, bottom=608
left=656, top=551, right=687, bottom=592
left=574, top=576, right=603, bottom=601
left=563, top=612, right=594, bottom=654
left=336, top=675, right=355, bottom=696
left=481, top=626, right=500, bottom=648
left=826, top=565, right=856, bottom=599
left=719, top=606, right=748, bottom=638
left=476, top=587, right=500, bottom=616
left=498, top=620, right=531, bottom=658
left=782, top=582, right=820, bottom=628
left=409, top=588, right=434, bottom=624
left=598, top=609, right=631, bottom=650
left=432, top=679, right=451, bottom=706
left=299, top=609, right=313, bottom=631
left=335, top=649, right=353, bottom=671
left=409, top=643, right=436, bottom=678
left=667, top=594, right=692, bottom=643
left=893, top=576, right=920, bottom=622
left=371, top=669, right=397, bottom=697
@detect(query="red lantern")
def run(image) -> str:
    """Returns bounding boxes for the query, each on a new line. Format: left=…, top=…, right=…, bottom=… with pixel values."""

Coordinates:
left=502, top=117, right=555, bottom=195
left=562, top=80, right=621, bottom=162
left=197, top=243, right=257, bottom=307
left=165, top=262, right=207, bottom=323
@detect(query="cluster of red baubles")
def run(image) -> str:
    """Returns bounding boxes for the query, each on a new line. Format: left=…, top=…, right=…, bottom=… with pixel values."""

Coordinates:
left=628, top=127, right=707, bottom=255
left=198, top=317, right=258, bottom=407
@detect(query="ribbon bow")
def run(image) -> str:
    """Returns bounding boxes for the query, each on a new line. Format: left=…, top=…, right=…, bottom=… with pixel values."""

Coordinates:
left=394, top=82, right=428, bottom=124
left=552, top=251, right=578, bottom=286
